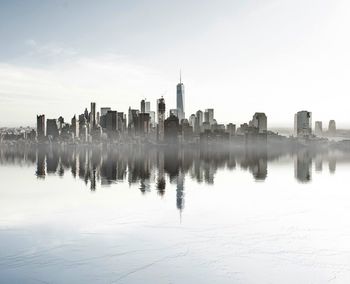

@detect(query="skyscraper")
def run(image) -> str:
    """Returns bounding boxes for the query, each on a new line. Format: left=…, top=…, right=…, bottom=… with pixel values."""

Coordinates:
left=145, top=101, right=151, bottom=113
left=71, top=115, right=79, bottom=138
left=100, top=107, right=111, bottom=117
left=140, top=99, right=151, bottom=114
left=294, top=111, right=312, bottom=137
left=141, top=99, right=146, bottom=113
left=164, top=113, right=179, bottom=144
left=157, top=97, right=166, bottom=142
left=36, top=114, right=45, bottom=139
left=196, top=110, right=203, bottom=127
left=205, top=109, right=214, bottom=125
left=226, top=123, right=236, bottom=137
left=315, top=121, right=322, bottom=136
left=46, top=119, right=59, bottom=139
left=328, top=120, right=336, bottom=136
left=189, top=114, right=196, bottom=127
left=251, top=112, right=267, bottom=133
left=176, top=72, right=185, bottom=121
left=106, top=110, right=118, bottom=134
left=90, top=102, right=96, bottom=127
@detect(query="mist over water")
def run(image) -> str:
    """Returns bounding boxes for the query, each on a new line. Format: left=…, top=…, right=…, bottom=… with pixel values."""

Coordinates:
left=1, top=145, right=350, bottom=283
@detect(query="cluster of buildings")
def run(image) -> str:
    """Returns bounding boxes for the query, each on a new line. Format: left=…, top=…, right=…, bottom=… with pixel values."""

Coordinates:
left=33, top=76, right=269, bottom=145
left=0, top=75, right=340, bottom=144
left=294, top=110, right=337, bottom=138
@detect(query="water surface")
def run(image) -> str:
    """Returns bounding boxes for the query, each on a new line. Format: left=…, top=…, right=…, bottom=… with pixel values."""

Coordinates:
left=0, top=146, right=349, bottom=283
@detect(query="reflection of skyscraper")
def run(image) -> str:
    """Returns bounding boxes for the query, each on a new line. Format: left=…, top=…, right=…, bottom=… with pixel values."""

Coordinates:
left=176, top=73, right=185, bottom=121
left=46, top=149, right=59, bottom=173
left=36, top=149, right=46, bottom=178
left=294, top=151, right=312, bottom=183
left=156, top=150, right=166, bottom=196
left=176, top=172, right=185, bottom=212
left=315, top=156, right=323, bottom=172
left=101, top=158, right=117, bottom=185
left=329, top=157, right=336, bottom=173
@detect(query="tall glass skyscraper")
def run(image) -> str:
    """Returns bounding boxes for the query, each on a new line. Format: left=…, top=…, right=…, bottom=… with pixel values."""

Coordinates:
left=176, top=73, right=185, bottom=121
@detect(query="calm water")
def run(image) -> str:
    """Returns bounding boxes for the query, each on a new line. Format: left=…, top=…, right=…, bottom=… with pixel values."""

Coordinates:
left=0, top=145, right=350, bottom=283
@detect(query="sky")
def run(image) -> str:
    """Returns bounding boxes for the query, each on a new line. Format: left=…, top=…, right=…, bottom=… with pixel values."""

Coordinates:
left=0, top=0, right=350, bottom=128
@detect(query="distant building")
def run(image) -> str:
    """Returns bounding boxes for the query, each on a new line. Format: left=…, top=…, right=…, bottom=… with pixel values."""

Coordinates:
left=204, top=109, right=214, bottom=125
left=182, top=119, right=193, bottom=142
left=294, top=111, right=312, bottom=137
left=250, top=112, right=267, bottom=133
left=176, top=74, right=185, bottom=121
left=328, top=120, right=336, bottom=136
left=145, top=101, right=151, bottom=113
left=141, top=99, right=151, bottom=113
left=71, top=115, right=79, bottom=138
left=226, top=123, right=236, bottom=137
left=58, top=116, right=64, bottom=130
left=170, top=109, right=179, bottom=118
left=315, top=121, right=323, bottom=136
left=106, top=111, right=117, bottom=130
left=189, top=114, right=196, bottom=128
left=128, top=108, right=139, bottom=135
left=149, top=111, right=156, bottom=127
left=117, top=112, right=126, bottom=133
left=78, top=114, right=88, bottom=142
left=100, top=107, right=111, bottom=117
left=202, top=122, right=211, bottom=132
left=138, top=113, right=150, bottom=136
left=141, top=99, right=146, bottom=113
left=157, top=97, right=166, bottom=142
left=84, top=108, right=89, bottom=122
left=96, top=112, right=100, bottom=126
left=196, top=110, right=203, bottom=127
left=46, top=119, right=59, bottom=139
left=164, top=114, right=179, bottom=144
left=90, top=102, right=96, bottom=127
left=36, top=114, right=45, bottom=139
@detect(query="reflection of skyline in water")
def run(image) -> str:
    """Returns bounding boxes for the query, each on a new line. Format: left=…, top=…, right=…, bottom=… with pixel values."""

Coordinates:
left=0, top=145, right=348, bottom=210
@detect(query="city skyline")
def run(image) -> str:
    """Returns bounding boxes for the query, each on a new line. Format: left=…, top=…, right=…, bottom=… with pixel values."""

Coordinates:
left=1, top=0, right=350, bottom=127
left=2, top=2, right=350, bottom=283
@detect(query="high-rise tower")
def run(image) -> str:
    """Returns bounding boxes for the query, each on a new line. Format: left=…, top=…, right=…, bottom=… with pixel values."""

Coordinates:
left=176, top=71, right=185, bottom=122
left=36, top=114, right=45, bottom=140
left=294, top=111, right=312, bottom=137
left=90, top=102, right=96, bottom=127
left=157, top=97, right=166, bottom=142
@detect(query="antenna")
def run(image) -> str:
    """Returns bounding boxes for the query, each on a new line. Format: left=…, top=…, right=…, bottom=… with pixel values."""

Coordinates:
left=180, top=69, right=182, bottom=84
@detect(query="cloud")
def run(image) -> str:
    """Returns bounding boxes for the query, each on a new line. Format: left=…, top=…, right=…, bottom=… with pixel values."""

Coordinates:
left=25, top=39, right=78, bottom=58
left=0, top=54, right=171, bottom=126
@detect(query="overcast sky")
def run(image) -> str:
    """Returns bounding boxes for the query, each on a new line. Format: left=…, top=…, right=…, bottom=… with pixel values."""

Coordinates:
left=0, top=0, right=350, bottom=128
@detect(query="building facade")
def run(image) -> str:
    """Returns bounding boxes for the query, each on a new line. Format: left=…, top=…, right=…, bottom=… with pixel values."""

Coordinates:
left=294, top=111, right=312, bottom=137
